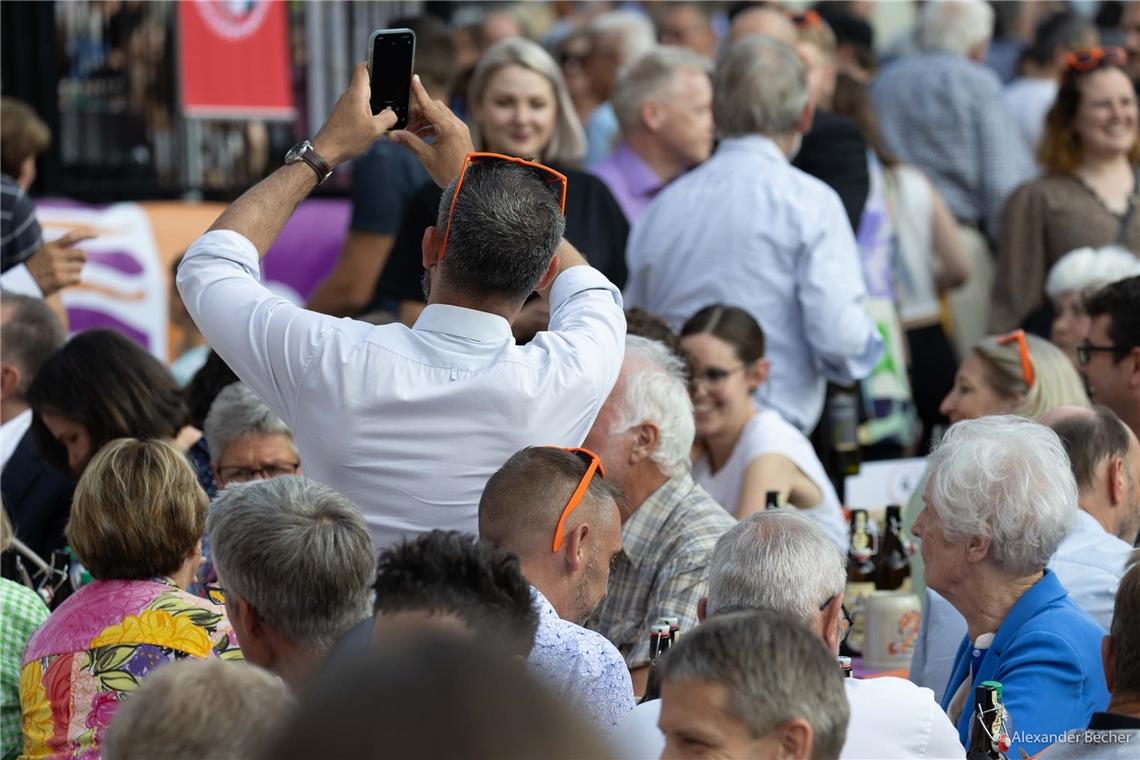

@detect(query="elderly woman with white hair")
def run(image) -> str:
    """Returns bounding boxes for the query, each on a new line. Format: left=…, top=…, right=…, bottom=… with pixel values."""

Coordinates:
left=1045, top=245, right=1140, bottom=367
left=912, top=416, right=1109, bottom=757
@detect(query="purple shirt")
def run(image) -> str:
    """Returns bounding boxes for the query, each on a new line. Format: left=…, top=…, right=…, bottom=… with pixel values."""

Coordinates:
left=590, top=143, right=665, bottom=224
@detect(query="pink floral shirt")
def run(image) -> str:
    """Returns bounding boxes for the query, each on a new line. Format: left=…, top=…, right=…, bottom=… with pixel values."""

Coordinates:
left=19, top=578, right=242, bottom=759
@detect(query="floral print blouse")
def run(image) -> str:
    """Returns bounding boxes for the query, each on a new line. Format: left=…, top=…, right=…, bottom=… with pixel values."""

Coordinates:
left=19, top=578, right=242, bottom=759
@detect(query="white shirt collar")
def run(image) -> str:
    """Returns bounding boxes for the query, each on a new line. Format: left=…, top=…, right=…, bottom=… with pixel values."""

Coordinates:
left=0, top=408, right=33, bottom=471
left=412, top=303, right=514, bottom=343
left=715, top=134, right=789, bottom=164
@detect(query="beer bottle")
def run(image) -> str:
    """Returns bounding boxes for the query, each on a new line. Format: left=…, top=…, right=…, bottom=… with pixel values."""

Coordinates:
left=765, top=491, right=781, bottom=510
left=966, top=681, right=1010, bottom=760
left=843, top=509, right=877, bottom=657
left=661, top=616, right=680, bottom=645
left=837, top=656, right=853, bottom=678
left=876, top=505, right=911, bottom=591
left=828, top=386, right=862, bottom=478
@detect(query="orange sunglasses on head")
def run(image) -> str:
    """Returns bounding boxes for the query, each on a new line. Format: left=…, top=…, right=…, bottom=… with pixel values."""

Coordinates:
left=996, top=329, right=1036, bottom=389
left=439, top=152, right=568, bottom=261
left=1063, top=46, right=1127, bottom=74
left=788, top=9, right=823, bottom=29
left=549, top=447, right=606, bottom=553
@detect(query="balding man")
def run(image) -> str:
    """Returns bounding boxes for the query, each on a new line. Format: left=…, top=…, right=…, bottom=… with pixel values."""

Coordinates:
left=479, top=446, right=634, bottom=735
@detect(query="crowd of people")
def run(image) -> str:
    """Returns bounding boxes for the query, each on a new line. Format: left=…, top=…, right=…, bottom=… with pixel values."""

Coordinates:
left=3, top=1, right=1140, bottom=758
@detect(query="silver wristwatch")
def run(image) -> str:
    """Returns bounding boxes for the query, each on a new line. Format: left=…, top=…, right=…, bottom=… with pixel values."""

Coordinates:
left=284, top=140, right=333, bottom=184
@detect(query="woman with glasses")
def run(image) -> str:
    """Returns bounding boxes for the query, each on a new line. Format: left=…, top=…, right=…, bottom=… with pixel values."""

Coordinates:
left=992, top=46, right=1140, bottom=335
left=18, top=439, right=241, bottom=759
left=679, top=305, right=848, bottom=552
left=371, top=37, right=629, bottom=338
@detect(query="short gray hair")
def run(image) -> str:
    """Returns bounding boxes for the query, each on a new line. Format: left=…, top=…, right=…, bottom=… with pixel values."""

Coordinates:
left=612, top=45, right=713, bottom=134
left=0, top=290, right=65, bottom=399
left=706, top=511, right=846, bottom=624
left=661, top=611, right=849, bottom=759
left=609, top=335, right=694, bottom=478
left=918, top=0, right=994, bottom=56
left=103, top=659, right=289, bottom=760
left=204, top=383, right=295, bottom=466
left=927, top=416, right=1077, bottom=577
left=1045, top=246, right=1140, bottom=301
left=207, top=476, right=374, bottom=652
left=589, top=10, right=657, bottom=68
left=468, top=38, right=586, bottom=164
left=714, top=35, right=807, bottom=138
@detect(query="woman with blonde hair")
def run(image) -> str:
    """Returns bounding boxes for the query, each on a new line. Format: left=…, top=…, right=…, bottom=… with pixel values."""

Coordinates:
left=18, top=439, right=241, bottom=759
left=371, top=37, right=629, bottom=335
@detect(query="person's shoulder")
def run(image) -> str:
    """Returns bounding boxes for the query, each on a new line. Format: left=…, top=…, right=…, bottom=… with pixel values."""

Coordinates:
left=0, top=576, right=49, bottom=620
left=844, top=677, right=965, bottom=759
left=675, top=481, right=736, bottom=533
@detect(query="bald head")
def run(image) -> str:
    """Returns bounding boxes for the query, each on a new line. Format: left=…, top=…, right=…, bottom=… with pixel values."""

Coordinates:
left=478, top=447, right=622, bottom=558
left=1040, top=404, right=1098, bottom=429
left=729, top=7, right=797, bottom=45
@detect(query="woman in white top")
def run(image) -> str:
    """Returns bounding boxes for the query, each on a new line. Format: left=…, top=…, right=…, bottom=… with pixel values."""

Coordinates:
left=680, top=305, right=848, bottom=551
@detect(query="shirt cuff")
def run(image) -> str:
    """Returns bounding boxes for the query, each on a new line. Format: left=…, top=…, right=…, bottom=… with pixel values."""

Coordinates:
left=183, top=229, right=263, bottom=280
left=548, top=265, right=622, bottom=312
left=0, top=264, right=43, bottom=298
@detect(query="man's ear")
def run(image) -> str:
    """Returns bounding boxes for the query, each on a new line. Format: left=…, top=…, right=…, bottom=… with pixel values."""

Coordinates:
left=641, top=99, right=666, bottom=132
left=964, top=534, right=992, bottom=565
left=535, top=253, right=560, bottom=292
left=0, top=364, right=20, bottom=402
left=561, top=523, right=590, bottom=574
left=697, top=596, right=708, bottom=622
left=629, top=422, right=661, bottom=465
left=776, top=717, right=814, bottom=760
left=1108, top=455, right=1127, bottom=507
left=819, top=593, right=843, bottom=653
left=1103, top=634, right=1116, bottom=694
left=796, top=98, right=816, bottom=136
left=1129, top=347, right=1140, bottom=389
left=422, top=226, right=442, bottom=269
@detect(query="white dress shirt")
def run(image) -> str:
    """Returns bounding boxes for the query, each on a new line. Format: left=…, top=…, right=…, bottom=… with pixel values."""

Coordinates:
left=608, top=676, right=964, bottom=759
left=177, top=229, right=626, bottom=548
left=624, top=135, right=883, bottom=432
left=909, top=509, right=1132, bottom=701
left=528, top=587, right=635, bottom=736
left=0, top=408, right=33, bottom=471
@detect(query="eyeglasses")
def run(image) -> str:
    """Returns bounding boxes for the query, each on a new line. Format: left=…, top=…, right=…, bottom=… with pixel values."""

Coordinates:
left=1077, top=341, right=1123, bottom=366
left=692, top=365, right=745, bottom=388
left=788, top=9, right=823, bottom=29
left=205, top=584, right=226, bottom=605
left=1063, top=46, right=1127, bottom=75
left=439, top=152, right=568, bottom=261
left=995, top=329, right=1036, bottom=389
left=217, top=461, right=300, bottom=483
left=550, top=447, right=606, bottom=553
left=819, top=594, right=853, bottom=644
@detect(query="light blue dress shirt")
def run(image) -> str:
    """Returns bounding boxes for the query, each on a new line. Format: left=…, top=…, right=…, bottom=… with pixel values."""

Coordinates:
left=584, top=102, right=620, bottom=169
left=527, top=587, right=635, bottom=735
left=624, top=135, right=883, bottom=432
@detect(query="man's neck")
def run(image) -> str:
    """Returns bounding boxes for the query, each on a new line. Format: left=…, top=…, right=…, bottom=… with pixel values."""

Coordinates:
left=1106, top=694, right=1140, bottom=719
left=620, top=465, right=671, bottom=524
left=274, top=643, right=326, bottom=691
left=519, top=558, right=571, bottom=621
left=1079, top=493, right=1119, bottom=540
left=0, top=399, right=29, bottom=426
left=624, top=133, right=686, bottom=186
left=426, top=285, right=520, bottom=324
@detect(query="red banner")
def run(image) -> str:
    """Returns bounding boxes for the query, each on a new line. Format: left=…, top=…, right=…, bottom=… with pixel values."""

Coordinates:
left=178, top=0, right=294, bottom=120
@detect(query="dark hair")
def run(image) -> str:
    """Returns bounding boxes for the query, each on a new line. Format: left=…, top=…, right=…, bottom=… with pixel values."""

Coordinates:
left=0, top=97, right=50, bottom=177
left=1050, top=406, right=1132, bottom=492
left=27, top=330, right=187, bottom=473
left=681, top=304, right=766, bottom=364
left=184, top=350, right=239, bottom=430
left=1111, top=561, right=1140, bottom=698
left=1086, top=275, right=1140, bottom=360
left=1039, top=65, right=1140, bottom=172
left=625, top=307, right=694, bottom=388
left=388, top=15, right=457, bottom=92
left=372, top=530, right=539, bottom=658
left=0, top=291, right=65, bottom=399
left=832, top=71, right=898, bottom=167
left=435, top=160, right=566, bottom=303
left=1026, top=11, right=1095, bottom=67
left=258, top=634, right=613, bottom=760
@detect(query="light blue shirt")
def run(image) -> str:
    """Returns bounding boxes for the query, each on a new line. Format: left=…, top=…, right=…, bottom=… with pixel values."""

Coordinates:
left=624, top=135, right=883, bottom=432
left=584, top=102, right=620, bottom=169
left=527, top=587, right=635, bottom=735
left=910, top=509, right=1132, bottom=702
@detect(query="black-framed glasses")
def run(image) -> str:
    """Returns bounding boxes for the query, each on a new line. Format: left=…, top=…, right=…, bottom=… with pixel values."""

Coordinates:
left=205, top=584, right=226, bottom=605
left=820, top=594, right=853, bottom=644
left=692, top=365, right=745, bottom=387
left=1077, top=341, right=1124, bottom=366
left=217, top=461, right=301, bottom=483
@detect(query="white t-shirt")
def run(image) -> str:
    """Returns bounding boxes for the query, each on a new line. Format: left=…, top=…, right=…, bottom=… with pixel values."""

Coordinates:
left=609, top=676, right=964, bottom=760
left=693, top=410, right=848, bottom=551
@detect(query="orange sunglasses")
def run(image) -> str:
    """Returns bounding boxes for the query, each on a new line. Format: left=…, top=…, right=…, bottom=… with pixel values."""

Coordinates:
left=1063, top=46, right=1127, bottom=74
left=788, top=9, right=823, bottom=29
left=996, top=329, right=1036, bottom=389
left=550, top=447, right=606, bottom=553
left=439, top=152, right=568, bottom=261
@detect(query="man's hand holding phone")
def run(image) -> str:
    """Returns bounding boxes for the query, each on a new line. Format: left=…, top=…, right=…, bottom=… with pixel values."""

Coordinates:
left=389, top=75, right=474, bottom=189
left=311, top=63, right=398, bottom=169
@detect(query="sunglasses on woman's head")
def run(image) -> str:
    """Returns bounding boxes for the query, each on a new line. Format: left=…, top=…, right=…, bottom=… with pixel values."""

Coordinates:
left=1063, top=46, right=1127, bottom=76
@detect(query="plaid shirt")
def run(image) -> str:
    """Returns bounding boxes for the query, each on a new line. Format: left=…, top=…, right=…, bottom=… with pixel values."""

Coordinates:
left=587, top=473, right=736, bottom=668
left=1, top=577, right=49, bottom=759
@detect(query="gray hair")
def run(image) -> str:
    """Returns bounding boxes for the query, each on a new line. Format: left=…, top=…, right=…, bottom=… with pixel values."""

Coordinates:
left=1045, top=246, right=1140, bottom=301
left=714, top=35, right=808, bottom=138
left=918, top=0, right=995, bottom=56
left=707, top=511, right=846, bottom=624
left=207, top=476, right=375, bottom=652
left=204, top=383, right=295, bottom=466
left=468, top=37, right=586, bottom=164
left=927, top=416, right=1077, bottom=577
left=609, top=335, right=694, bottom=478
left=102, top=659, right=289, bottom=760
left=0, top=290, right=65, bottom=399
left=612, top=45, right=713, bottom=134
left=588, top=10, right=658, bottom=68
left=661, top=611, right=849, bottom=759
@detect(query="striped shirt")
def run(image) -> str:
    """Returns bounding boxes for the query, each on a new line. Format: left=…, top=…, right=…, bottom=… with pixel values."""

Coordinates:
left=1, top=174, right=42, bottom=272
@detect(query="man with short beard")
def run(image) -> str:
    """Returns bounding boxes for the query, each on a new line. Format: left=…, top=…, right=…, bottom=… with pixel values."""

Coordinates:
left=479, top=446, right=633, bottom=735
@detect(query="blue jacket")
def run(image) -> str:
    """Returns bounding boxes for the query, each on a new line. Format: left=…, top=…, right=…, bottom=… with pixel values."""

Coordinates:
left=940, top=570, right=1109, bottom=756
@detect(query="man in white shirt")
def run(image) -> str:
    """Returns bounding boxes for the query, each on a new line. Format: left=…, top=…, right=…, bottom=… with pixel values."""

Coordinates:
left=609, top=511, right=964, bottom=760
left=624, top=35, right=881, bottom=433
left=176, top=67, right=626, bottom=549
left=479, top=446, right=634, bottom=735
left=910, top=405, right=1139, bottom=700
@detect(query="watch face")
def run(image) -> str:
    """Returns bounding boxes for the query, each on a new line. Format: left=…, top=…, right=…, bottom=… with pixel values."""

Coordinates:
left=285, top=141, right=309, bottom=163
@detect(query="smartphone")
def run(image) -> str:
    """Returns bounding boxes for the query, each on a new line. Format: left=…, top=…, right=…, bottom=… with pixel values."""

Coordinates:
left=367, top=28, right=416, bottom=129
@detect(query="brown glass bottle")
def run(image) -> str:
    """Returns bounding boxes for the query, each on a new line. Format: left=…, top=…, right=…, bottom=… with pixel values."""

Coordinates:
left=966, top=681, right=1009, bottom=760
left=876, top=505, right=911, bottom=591
left=843, top=509, right=877, bottom=657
